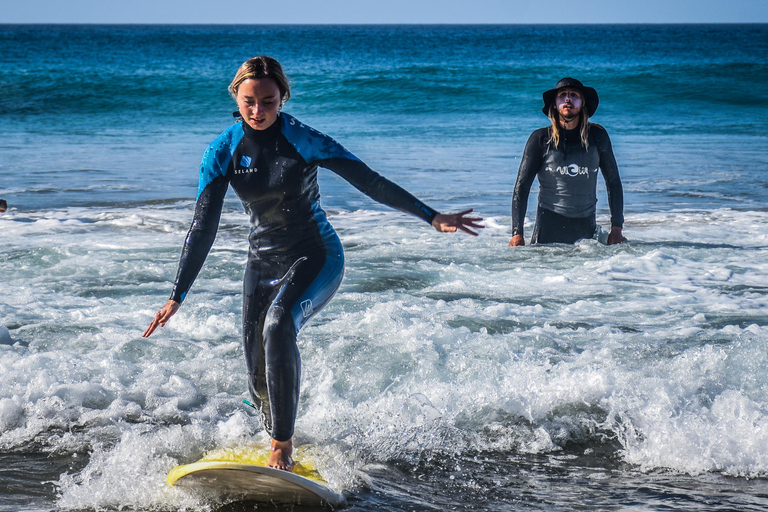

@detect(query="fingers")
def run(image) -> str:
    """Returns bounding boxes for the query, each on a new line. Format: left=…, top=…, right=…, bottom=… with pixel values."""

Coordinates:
left=456, top=219, right=481, bottom=236
left=607, top=236, right=627, bottom=245
left=444, top=221, right=483, bottom=235
left=606, top=233, right=627, bottom=245
left=142, top=300, right=180, bottom=338
left=456, top=213, right=484, bottom=236
left=143, top=311, right=165, bottom=338
left=455, top=209, right=482, bottom=222
left=455, top=210, right=484, bottom=234
left=142, top=318, right=160, bottom=338
left=431, top=211, right=484, bottom=236
left=460, top=219, right=484, bottom=229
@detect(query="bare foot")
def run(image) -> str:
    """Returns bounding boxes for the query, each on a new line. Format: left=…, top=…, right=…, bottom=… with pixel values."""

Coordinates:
left=268, top=438, right=294, bottom=472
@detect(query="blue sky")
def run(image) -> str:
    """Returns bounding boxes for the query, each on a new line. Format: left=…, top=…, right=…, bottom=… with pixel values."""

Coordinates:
left=4, top=0, right=768, bottom=23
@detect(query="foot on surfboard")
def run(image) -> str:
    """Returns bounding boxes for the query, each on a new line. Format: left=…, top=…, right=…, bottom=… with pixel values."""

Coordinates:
left=268, top=438, right=294, bottom=472
left=166, top=444, right=346, bottom=507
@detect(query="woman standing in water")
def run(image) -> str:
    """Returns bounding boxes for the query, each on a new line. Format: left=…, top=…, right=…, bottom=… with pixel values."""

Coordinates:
left=509, top=78, right=625, bottom=246
left=143, top=56, right=482, bottom=471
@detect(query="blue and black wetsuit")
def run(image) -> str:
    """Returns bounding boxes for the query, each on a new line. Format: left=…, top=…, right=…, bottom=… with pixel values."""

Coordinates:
left=512, top=124, right=624, bottom=244
left=170, top=112, right=437, bottom=441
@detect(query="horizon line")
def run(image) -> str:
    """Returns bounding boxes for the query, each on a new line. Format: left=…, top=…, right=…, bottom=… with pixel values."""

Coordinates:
left=2, top=21, right=767, bottom=26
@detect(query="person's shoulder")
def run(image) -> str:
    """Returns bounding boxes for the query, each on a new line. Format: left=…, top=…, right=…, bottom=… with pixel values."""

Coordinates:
left=204, top=121, right=245, bottom=154
left=589, top=123, right=612, bottom=144
left=213, top=120, right=245, bottom=142
left=198, top=120, right=244, bottom=177
left=279, top=113, right=328, bottom=140
left=589, top=123, right=610, bottom=137
left=525, top=127, right=550, bottom=145
left=279, top=112, right=358, bottom=163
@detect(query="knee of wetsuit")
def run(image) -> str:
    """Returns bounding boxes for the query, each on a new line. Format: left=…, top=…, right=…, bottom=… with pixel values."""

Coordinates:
left=263, top=306, right=298, bottom=349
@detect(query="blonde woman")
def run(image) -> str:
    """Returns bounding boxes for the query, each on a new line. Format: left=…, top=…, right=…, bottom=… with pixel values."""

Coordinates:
left=509, top=78, right=625, bottom=246
left=143, top=56, right=482, bottom=471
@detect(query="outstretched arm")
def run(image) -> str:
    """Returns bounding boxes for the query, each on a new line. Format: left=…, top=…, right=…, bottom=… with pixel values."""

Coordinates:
left=287, top=118, right=483, bottom=235
left=324, top=157, right=483, bottom=235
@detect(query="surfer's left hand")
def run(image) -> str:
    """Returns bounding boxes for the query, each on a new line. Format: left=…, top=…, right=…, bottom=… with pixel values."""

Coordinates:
left=607, top=226, right=627, bottom=245
left=143, top=300, right=180, bottom=338
left=432, top=209, right=484, bottom=236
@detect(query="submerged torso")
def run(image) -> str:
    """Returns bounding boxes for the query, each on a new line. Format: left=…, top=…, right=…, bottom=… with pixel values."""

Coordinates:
left=536, top=127, right=601, bottom=218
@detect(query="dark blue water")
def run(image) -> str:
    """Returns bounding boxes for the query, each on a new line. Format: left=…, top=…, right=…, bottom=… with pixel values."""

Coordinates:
left=1, top=25, right=768, bottom=512
left=1, top=24, right=767, bottom=213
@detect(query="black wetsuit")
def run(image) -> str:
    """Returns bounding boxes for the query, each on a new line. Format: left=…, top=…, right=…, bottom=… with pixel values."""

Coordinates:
left=512, top=124, right=624, bottom=244
left=171, top=112, right=437, bottom=441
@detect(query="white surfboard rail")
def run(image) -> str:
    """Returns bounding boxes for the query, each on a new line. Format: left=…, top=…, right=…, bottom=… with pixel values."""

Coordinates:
left=168, top=460, right=346, bottom=508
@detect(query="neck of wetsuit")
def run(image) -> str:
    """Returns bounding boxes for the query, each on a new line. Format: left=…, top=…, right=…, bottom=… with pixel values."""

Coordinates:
left=241, top=116, right=282, bottom=141
left=560, top=125, right=581, bottom=144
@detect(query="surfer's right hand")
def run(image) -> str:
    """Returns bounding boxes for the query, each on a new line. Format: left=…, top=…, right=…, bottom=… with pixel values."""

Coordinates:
left=508, top=234, right=525, bottom=247
left=431, top=209, right=484, bottom=236
left=143, top=300, right=180, bottom=338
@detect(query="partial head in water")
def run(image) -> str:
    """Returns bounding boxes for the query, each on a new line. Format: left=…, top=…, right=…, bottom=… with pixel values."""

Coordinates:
left=229, top=56, right=291, bottom=131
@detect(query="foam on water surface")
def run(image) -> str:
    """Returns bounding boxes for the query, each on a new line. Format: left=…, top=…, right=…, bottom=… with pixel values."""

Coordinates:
left=1, top=204, right=767, bottom=509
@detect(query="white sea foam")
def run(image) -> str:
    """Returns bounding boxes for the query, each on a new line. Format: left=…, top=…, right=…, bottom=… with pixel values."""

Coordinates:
left=0, top=206, right=767, bottom=508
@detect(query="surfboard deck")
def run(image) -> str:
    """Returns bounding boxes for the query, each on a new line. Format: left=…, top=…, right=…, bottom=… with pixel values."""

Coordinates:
left=167, top=445, right=346, bottom=508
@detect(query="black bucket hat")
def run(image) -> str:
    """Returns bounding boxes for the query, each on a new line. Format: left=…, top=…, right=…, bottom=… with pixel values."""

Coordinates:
left=542, top=77, right=599, bottom=117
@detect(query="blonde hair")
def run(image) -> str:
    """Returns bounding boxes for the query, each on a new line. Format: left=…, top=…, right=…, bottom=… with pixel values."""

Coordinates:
left=546, top=100, right=590, bottom=150
left=228, top=56, right=291, bottom=105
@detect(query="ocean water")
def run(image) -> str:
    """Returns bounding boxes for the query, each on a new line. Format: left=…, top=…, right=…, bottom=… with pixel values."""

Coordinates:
left=1, top=24, right=767, bottom=511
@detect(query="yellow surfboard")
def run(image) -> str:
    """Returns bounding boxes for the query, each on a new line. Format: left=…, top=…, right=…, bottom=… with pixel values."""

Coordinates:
left=167, top=445, right=345, bottom=508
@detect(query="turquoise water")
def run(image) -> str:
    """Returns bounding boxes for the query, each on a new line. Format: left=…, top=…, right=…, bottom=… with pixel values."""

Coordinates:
left=0, top=24, right=767, bottom=511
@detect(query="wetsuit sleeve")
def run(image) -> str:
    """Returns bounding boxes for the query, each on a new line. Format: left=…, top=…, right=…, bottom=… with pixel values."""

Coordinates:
left=279, top=114, right=438, bottom=224
left=170, top=175, right=228, bottom=303
left=593, top=126, right=625, bottom=228
left=512, top=130, right=546, bottom=237
left=320, top=157, right=439, bottom=224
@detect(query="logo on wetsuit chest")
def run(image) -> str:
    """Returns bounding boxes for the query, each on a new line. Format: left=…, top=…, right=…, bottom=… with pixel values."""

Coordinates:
left=546, top=164, right=596, bottom=177
left=235, top=155, right=259, bottom=175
